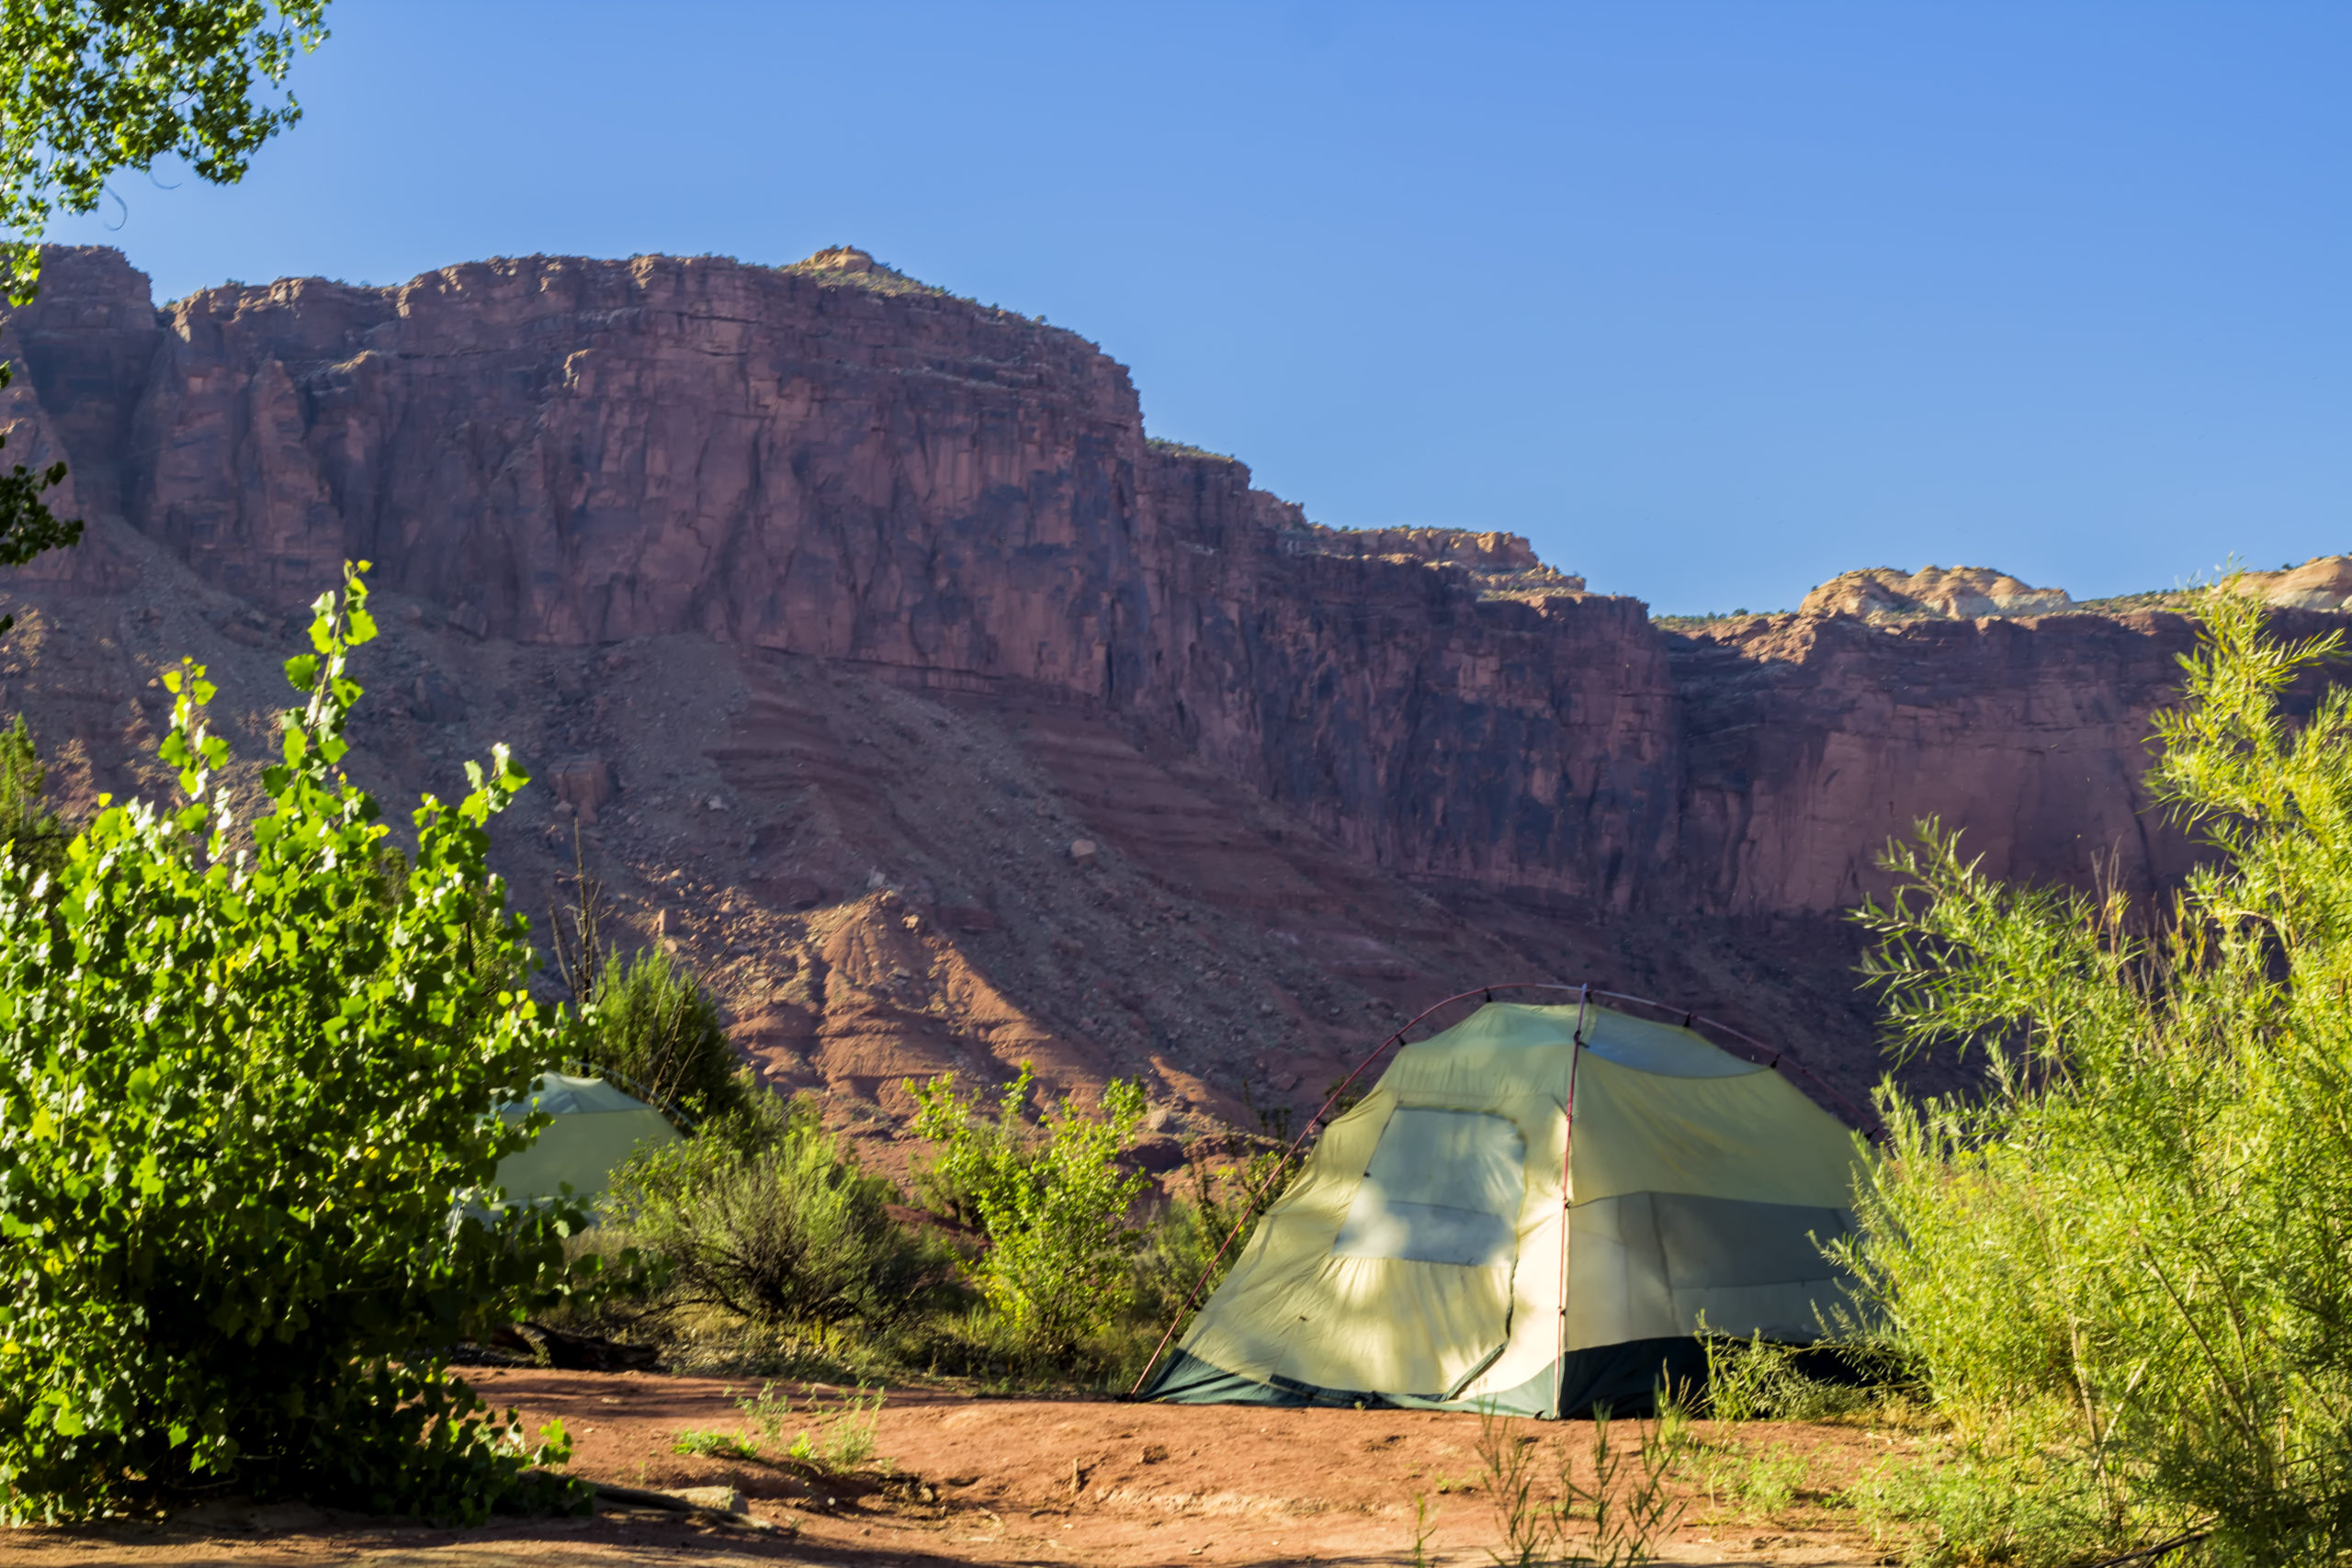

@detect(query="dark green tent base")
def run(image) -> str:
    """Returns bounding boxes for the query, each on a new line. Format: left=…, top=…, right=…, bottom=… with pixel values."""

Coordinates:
left=1139, top=1337, right=1711, bottom=1419
left=1555, top=1337, right=1710, bottom=1417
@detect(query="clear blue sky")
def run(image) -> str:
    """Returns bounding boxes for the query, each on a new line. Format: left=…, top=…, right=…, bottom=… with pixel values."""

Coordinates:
left=46, top=1, right=2351, bottom=615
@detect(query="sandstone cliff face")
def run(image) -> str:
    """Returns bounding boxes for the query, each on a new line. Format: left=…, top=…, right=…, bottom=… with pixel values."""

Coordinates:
left=0, top=245, right=2325, bottom=1089
left=2242, top=556, right=2352, bottom=612
left=1667, top=609, right=2216, bottom=913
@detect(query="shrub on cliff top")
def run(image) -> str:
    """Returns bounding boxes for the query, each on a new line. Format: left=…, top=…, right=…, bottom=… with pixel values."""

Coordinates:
left=0, top=566, right=599, bottom=1522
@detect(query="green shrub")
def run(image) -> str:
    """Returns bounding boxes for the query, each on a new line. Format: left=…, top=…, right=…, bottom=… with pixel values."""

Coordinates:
left=610, top=1089, right=935, bottom=1337
left=1699, top=1328, right=1903, bottom=1426
left=1728, top=1444, right=1807, bottom=1517
left=1846, top=1434, right=2104, bottom=1568
left=909, top=1064, right=1148, bottom=1360
left=0, top=567, right=603, bottom=1522
left=776, top=1384, right=884, bottom=1474
left=907, top=1075, right=1033, bottom=1229
left=582, top=944, right=742, bottom=1124
left=1842, top=586, right=2352, bottom=1565
left=676, top=1382, right=888, bottom=1473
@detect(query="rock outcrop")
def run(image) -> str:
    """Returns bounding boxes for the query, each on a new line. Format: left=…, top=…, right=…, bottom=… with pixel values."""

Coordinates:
left=0, top=246, right=1689, bottom=914
left=0, top=243, right=2338, bottom=1123
left=1798, top=564, right=2073, bottom=620
left=2241, top=556, right=2352, bottom=612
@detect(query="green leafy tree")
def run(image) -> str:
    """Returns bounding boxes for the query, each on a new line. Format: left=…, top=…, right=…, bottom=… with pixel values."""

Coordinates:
left=0, top=1, right=337, bottom=617
left=1840, top=585, right=2352, bottom=1566
left=0, top=0, right=331, bottom=299
left=0, top=564, right=601, bottom=1522
left=909, top=1065, right=1148, bottom=1359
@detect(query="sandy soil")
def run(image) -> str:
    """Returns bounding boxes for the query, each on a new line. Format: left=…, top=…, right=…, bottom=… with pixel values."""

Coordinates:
left=0, top=1371, right=1912, bottom=1568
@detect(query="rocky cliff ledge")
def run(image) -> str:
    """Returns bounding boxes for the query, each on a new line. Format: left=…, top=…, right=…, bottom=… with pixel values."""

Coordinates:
left=0, top=244, right=2332, bottom=1120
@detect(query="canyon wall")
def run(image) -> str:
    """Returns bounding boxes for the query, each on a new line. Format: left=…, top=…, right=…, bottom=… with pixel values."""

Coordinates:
left=1668, top=611, right=2210, bottom=914
left=0, top=245, right=2288, bottom=934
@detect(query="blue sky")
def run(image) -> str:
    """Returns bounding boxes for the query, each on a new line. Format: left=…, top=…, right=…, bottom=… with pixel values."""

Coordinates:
left=46, top=2, right=2351, bottom=615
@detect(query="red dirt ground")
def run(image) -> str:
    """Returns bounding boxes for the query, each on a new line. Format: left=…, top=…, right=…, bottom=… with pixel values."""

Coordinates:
left=0, top=1371, right=1917, bottom=1567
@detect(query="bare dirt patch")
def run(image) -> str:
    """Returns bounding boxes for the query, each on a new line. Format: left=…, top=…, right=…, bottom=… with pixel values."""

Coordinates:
left=0, top=1371, right=1911, bottom=1567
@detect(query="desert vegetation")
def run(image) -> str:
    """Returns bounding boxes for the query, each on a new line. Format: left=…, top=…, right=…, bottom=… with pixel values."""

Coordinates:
left=1382, top=585, right=2352, bottom=1568
left=570, top=1059, right=1283, bottom=1391
left=0, top=567, right=1291, bottom=1528
left=572, top=946, right=745, bottom=1125
left=2, top=551, right=2346, bottom=1568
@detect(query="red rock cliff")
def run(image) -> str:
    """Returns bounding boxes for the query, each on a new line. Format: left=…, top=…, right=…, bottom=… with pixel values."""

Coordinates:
left=0, top=245, right=2310, bottom=933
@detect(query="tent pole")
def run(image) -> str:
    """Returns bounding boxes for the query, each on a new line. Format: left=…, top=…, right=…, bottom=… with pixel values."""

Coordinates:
left=1555, top=983, right=1588, bottom=1420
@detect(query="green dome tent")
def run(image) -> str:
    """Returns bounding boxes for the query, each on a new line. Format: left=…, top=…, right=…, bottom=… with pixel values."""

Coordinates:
left=1141, top=996, right=1868, bottom=1416
left=493, top=1072, right=683, bottom=1211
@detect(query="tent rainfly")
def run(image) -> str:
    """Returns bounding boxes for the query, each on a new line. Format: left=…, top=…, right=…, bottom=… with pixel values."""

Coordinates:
left=492, top=1072, right=682, bottom=1210
left=1142, top=999, right=1866, bottom=1416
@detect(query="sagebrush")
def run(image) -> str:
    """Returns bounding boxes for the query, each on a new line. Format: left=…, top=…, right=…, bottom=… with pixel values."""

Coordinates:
left=610, top=1089, right=939, bottom=1337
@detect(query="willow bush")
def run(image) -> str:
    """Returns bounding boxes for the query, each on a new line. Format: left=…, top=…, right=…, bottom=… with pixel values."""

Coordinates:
left=1843, top=587, right=2352, bottom=1567
left=583, top=944, right=741, bottom=1124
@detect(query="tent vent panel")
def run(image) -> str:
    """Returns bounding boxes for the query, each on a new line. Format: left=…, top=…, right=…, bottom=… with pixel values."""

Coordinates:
left=1578, top=1010, right=1763, bottom=1077
left=1331, top=1109, right=1526, bottom=1267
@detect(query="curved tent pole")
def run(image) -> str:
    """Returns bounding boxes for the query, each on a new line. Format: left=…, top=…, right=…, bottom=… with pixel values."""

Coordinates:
left=1119, top=979, right=1874, bottom=1403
